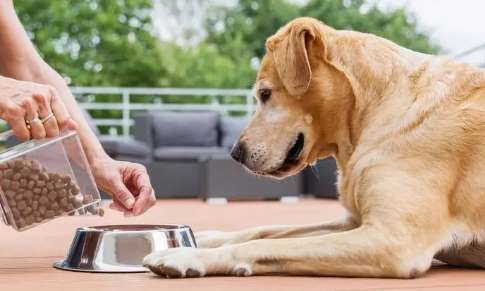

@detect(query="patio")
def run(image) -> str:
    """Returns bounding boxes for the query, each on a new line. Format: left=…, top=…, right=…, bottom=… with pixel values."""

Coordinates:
left=1, top=199, right=484, bottom=291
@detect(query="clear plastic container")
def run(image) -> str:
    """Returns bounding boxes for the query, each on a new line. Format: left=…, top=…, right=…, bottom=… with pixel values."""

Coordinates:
left=0, top=131, right=101, bottom=231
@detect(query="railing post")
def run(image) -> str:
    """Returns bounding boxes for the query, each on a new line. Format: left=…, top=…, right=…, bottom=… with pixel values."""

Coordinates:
left=245, top=92, right=254, bottom=117
left=122, top=90, right=130, bottom=138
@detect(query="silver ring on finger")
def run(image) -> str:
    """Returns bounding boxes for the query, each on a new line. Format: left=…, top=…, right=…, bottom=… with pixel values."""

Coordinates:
left=30, top=117, right=41, bottom=124
left=41, top=112, right=54, bottom=124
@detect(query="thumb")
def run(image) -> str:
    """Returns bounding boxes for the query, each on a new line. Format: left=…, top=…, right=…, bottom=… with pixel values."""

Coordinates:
left=111, top=179, right=135, bottom=210
left=62, top=118, right=78, bottom=131
left=66, top=118, right=78, bottom=130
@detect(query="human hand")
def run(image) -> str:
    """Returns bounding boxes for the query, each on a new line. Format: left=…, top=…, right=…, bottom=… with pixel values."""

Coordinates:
left=91, top=156, right=156, bottom=216
left=0, top=75, right=77, bottom=140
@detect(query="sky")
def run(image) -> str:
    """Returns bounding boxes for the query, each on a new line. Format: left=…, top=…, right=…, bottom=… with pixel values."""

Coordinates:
left=379, top=0, right=485, bottom=65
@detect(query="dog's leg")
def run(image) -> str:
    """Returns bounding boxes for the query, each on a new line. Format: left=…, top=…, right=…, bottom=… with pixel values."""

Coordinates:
left=144, top=165, right=451, bottom=278
left=196, top=217, right=356, bottom=248
left=144, top=224, right=439, bottom=278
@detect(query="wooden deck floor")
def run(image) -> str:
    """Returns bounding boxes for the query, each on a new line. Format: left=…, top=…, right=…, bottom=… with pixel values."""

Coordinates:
left=1, top=199, right=484, bottom=291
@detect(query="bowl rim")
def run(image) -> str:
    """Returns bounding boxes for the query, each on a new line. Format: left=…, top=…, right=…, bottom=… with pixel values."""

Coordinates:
left=79, top=224, right=192, bottom=232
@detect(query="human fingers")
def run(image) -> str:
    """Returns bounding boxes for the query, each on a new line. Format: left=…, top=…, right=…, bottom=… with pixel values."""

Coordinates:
left=131, top=168, right=156, bottom=216
left=0, top=101, right=29, bottom=140
left=21, top=97, right=45, bottom=139
left=48, top=86, right=77, bottom=132
left=110, top=176, right=136, bottom=210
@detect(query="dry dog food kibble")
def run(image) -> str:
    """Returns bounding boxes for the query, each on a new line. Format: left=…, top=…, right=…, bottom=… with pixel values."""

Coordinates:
left=0, top=158, right=101, bottom=230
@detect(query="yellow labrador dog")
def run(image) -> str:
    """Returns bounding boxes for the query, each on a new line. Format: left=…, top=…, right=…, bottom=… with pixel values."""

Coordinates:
left=144, top=17, right=485, bottom=278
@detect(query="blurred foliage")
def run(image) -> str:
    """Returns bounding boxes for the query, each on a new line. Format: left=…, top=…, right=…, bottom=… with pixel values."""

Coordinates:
left=206, top=0, right=439, bottom=86
left=206, top=0, right=301, bottom=61
left=15, top=0, right=165, bottom=87
left=14, top=0, right=438, bottom=90
left=158, top=42, right=255, bottom=89
left=301, top=0, right=439, bottom=54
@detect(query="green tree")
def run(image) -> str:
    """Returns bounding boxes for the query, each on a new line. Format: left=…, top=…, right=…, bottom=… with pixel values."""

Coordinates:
left=14, top=0, right=165, bottom=87
left=13, top=0, right=439, bottom=92
left=301, top=0, right=439, bottom=54
left=158, top=42, right=254, bottom=89
left=207, top=0, right=439, bottom=61
left=206, top=0, right=301, bottom=60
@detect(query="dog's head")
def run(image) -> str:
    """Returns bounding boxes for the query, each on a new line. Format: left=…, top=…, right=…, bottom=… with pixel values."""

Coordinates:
left=231, top=18, right=353, bottom=179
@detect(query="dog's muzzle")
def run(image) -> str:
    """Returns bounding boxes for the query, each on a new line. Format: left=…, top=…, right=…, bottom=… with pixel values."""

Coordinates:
left=284, top=132, right=304, bottom=165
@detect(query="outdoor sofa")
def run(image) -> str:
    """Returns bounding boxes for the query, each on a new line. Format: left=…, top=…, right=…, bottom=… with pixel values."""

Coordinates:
left=133, top=111, right=338, bottom=199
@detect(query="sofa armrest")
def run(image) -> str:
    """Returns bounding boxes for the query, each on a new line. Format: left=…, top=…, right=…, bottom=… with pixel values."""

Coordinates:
left=133, top=113, right=154, bottom=148
left=99, top=136, right=150, bottom=158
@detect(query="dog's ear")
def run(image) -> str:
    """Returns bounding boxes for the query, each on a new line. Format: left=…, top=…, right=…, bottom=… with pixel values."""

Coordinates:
left=266, top=21, right=317, bottom=96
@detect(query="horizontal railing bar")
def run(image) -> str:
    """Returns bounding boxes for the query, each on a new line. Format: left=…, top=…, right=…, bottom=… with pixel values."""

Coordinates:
left=80, top=103, right=250, bottom=111
left=71, top=87, right=252, bottom=96
left=79, top=103, right=124, bottom=109
left=92, top=119, right=134, bottom=126
left=453, top=42, right=485, bottom=59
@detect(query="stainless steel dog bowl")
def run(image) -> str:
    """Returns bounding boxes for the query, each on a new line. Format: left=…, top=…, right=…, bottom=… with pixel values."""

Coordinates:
left=54, top=224, right=196, bottom=273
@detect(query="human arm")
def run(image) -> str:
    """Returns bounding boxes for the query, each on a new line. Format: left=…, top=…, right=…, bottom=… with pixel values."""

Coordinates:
left=0, top=0, right=156, bottom=215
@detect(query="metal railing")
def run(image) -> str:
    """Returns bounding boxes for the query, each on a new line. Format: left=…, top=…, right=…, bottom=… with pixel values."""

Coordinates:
left=71, top=87, right=254, bottom=138
left=453, top=42, right=485, bottom=68
left=453, top=42, right=485, bottom=59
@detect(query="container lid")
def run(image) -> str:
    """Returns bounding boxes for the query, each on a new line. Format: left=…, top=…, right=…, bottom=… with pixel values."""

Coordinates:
left=0, top=131, right=77, bottom=163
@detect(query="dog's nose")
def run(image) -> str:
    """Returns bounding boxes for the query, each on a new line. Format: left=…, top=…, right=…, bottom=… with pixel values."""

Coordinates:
left=230, top=142, right=246, bottom=163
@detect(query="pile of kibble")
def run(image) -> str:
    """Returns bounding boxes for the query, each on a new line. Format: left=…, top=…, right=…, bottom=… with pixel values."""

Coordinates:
left=0, top=158, right=102, bottom=230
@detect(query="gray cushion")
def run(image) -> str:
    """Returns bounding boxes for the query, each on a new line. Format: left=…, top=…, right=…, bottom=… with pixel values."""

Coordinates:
left=99, top=136, right=150, bottom=157
left=220, top=116, right=248, bottom=149
left=154, top=146, right=227, bottom=161
left=151, top=112, right=219, bottom=147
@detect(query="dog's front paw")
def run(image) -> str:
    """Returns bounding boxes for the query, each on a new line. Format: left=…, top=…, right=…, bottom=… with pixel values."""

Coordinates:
left=143, top=246, right=251, bottom=278
left=143, top=248, right=206, bottom=278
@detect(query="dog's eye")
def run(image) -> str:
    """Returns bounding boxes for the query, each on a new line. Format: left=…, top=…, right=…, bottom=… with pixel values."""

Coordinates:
left=259, top=88, right=272, bottom=104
